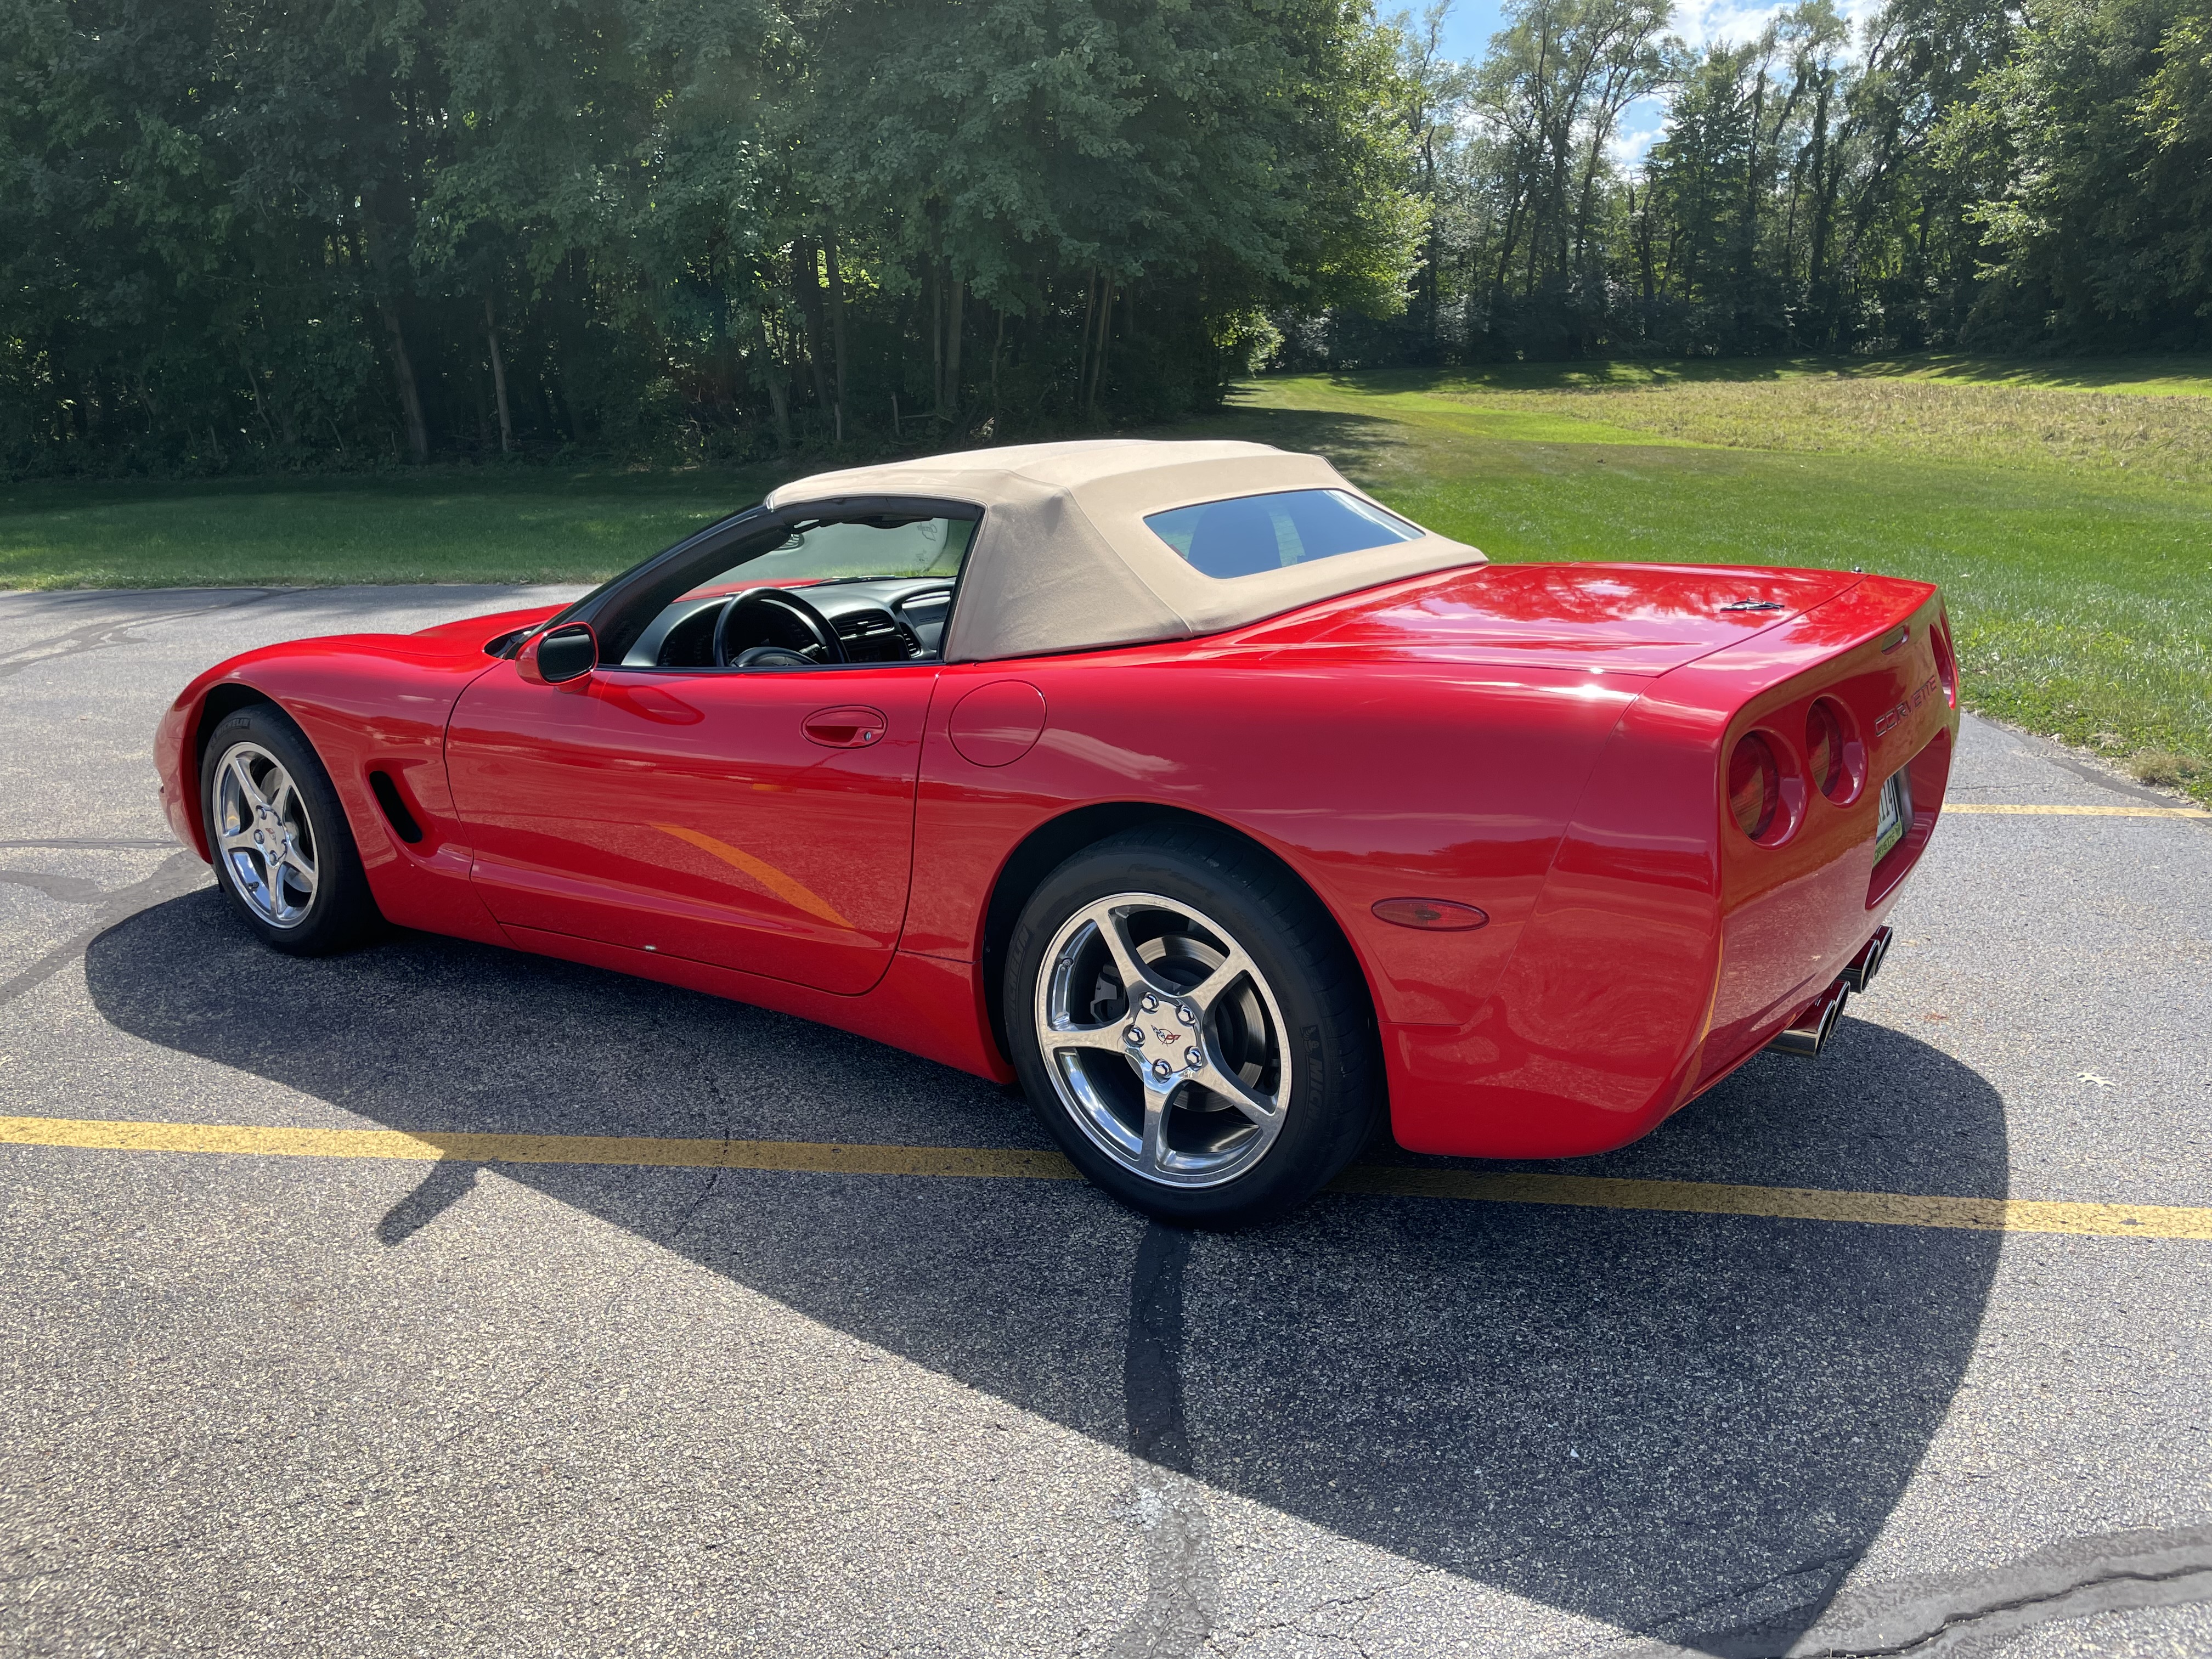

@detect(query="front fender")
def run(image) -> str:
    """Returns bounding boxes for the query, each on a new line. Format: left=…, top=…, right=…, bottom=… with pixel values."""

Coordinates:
left=158, top=603, right=561, bottom=864
left=156, top=630, right=522, bottom=944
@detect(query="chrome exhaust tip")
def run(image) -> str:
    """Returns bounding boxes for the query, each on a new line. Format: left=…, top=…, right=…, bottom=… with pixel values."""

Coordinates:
left=1767, top=981, right=1849, bottom=1059
left=1839, top=925, right=1894, bottom=994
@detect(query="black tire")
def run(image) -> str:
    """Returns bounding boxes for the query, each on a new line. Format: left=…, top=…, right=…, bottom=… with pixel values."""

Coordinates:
left=1005, top=823, right=1381, bottom=1228
left=199, top=703, right=383, bottom=956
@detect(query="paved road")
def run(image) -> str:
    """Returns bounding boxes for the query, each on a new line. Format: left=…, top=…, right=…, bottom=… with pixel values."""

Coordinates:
left=1, top=586, right=2207, bottom=1659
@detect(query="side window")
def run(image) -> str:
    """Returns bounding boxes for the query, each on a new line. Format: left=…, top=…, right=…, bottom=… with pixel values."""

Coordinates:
left=621, top=514, right=978, bottom=669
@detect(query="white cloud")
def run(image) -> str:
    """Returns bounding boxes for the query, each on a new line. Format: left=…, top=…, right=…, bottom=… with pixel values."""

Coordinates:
left=1608, top=108, right=1668, bottom=168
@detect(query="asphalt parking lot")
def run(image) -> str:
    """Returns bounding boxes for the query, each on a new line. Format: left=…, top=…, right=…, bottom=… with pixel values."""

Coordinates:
left=2, top=584, right=2208, bottom=1659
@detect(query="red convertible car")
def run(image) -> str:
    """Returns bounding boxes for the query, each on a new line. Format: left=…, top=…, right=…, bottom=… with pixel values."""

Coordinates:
left=157, top=440, right=1957, bottom=1224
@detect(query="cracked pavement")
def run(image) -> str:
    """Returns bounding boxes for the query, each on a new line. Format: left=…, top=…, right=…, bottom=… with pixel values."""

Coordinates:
left=0, top=585, right=2207, bottom=1658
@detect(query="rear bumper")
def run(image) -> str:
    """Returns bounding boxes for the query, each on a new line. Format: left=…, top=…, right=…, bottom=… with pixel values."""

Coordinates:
left=1384, top=1020, right=1707, bottom=1158
left=1382, top=910, right=1906, bottom=1159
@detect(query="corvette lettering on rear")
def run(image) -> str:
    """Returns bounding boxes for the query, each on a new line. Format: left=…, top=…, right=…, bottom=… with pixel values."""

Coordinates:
left=1874, top=673, right=1942, bottom=740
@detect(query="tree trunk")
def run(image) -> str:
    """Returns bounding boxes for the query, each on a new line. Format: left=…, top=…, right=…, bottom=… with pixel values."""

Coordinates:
left=1423, top=133, right=1442, bottom=359
left=1630, top=183, right=1657, bottom=316
left=755, top=304, right=791, bottom=449
left=1088, top=279, right=1114, bottom=412
left=1492, top=190, right=1526, bottom=338
left=77, top=371, right=95, bottom=441
left=244, top=357, right=278, bottom=447
left=378, top=297, right=430, bottom=463
left=1741, top=69, right=1767, bottom=337
left=1076, top=270, right=1096, bottom=404
left=823, top=225, right=849, bottom=436
left=792, top=236, right=832, bottom=417
left=1807, top=73, right=1836, bottom=341
left=486, top=296, right=514, bottom=454
left=943, top=275, right=965, bottom=417
left=989, top=306, right=1005, bottom=420
left=890, top=287, right=911, bottom=419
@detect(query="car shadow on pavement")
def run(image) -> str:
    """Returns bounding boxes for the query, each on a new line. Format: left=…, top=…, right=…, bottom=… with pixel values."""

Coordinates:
left=87, top=891, right=2008, bottom=1654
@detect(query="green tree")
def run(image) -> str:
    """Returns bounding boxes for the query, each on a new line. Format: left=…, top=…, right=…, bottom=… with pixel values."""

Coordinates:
left=1950, top=0, right=2212, bottom=345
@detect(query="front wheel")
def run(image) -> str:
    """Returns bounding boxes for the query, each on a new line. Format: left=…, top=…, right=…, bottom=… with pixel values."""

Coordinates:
left=1005, top=826, right=1380, bottom=1228
left=200, top=703, right=382, bottom=956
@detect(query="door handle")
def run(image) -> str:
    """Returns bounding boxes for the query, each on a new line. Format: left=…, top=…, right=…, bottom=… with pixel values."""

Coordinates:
left=803, top=705, right=888, bottom=748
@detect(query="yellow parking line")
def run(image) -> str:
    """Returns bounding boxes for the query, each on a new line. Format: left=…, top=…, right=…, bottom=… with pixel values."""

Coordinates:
left=1328, top=1167, right=2212, bottom=1240
left=0, top=1115, right=1074, bottom=1180
left=6, top=1115, right=2207, bottom=1240
left=1945, top=803, right=2209, bottom=818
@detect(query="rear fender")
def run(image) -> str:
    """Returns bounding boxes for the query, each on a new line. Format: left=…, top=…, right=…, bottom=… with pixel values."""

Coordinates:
left=909, top=651, right=1639, bottom=1028
left=1386, top=675, right=1728, bottom=1157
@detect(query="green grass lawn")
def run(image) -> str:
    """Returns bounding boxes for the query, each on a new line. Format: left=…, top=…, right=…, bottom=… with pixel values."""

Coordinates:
left=3, top=353, right=2206, bottom=801
left=0, top=468, right=778, bottom=590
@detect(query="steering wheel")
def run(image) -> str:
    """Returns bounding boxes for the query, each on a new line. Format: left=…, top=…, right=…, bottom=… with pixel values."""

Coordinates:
left=710, top=587, right=847, bottom=669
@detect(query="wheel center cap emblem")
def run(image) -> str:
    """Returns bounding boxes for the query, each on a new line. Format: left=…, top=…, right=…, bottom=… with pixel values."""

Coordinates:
left=1124, top=997, right=1203, bottom=1081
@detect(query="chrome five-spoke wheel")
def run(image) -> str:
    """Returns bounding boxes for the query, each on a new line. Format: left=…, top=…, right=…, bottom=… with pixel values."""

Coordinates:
left=1007, top=827, right=1381, bottom=1225
left=1034, top=891, right=1291, bottom=1188
left=211, top=740, right=320, bottom=929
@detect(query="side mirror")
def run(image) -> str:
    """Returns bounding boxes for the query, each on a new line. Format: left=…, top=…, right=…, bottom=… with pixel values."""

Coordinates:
left=518, top=623, right=597, bottom=687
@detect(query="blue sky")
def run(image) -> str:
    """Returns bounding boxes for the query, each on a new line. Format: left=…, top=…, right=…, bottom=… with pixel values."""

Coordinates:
left=1412, top=0, right=1875, bottom=170
left=1431, top=0, right=1510, bottom=64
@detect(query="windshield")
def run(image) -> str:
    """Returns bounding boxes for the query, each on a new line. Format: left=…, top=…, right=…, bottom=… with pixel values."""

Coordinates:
left=1144, top=488, right=1423, bottom=580
left=689, top=516, right=975, bottom=593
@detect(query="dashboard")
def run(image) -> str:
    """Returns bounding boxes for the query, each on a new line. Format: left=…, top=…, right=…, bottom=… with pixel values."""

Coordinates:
left=622, top=578, right=957, bottom=669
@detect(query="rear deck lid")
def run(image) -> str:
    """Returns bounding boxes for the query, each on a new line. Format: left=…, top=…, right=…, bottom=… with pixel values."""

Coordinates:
left=1299, top=563, right=1863, bottom=675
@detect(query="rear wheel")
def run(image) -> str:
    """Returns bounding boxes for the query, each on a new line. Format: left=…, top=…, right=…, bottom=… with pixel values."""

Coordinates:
left=1005, top=826, right=1380, bottom=1227
left=200, top=704, right=381, bottom=955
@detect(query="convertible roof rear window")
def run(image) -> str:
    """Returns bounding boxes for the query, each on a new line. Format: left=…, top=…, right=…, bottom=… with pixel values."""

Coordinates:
left=1144, top=488, right=1424, bottom=580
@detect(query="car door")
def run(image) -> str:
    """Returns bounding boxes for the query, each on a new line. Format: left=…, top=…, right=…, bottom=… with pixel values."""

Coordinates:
left=445, top=659, right=938, bottom=995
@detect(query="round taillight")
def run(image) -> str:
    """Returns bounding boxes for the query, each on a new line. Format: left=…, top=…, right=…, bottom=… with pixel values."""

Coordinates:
left=1806, top=699, right=1848, bottom=800
left=1729, top=733, right=1780, bottom=840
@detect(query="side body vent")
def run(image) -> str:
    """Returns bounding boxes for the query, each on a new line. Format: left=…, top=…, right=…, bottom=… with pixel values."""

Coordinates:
left=368, top=770, right=426, bottom=844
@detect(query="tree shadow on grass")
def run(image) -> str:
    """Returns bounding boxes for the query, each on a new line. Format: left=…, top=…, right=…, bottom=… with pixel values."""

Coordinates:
left=87, top=891, right=2007, bottom=1653
left=1149, top=403, right=1418, bottom=477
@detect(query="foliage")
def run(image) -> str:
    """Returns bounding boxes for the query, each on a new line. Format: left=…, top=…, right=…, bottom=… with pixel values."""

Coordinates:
left=0, top=0, right=1423, bottom=473
left=1288, top=0, right=2206, bottom=365
left=1946, top=0, right=2212, bottom=348
left=8, top=0, right=2205, bottom=465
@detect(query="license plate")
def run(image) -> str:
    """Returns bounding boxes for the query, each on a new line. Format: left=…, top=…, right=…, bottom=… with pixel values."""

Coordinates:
left=1875, top=768, right=1912, bottom=861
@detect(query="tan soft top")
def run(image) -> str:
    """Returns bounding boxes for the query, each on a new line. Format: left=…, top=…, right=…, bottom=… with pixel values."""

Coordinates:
left=764, top=439, right=1486, bottom=663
